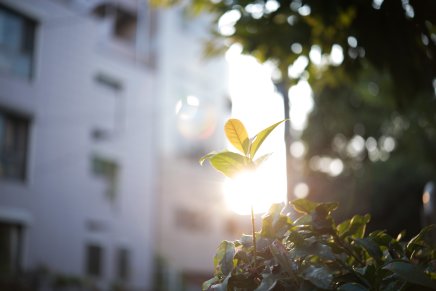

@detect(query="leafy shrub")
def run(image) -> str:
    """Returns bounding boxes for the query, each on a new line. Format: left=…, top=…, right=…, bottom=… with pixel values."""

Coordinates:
left=201, top=119, right=436, bottom=291
left=203, top=199, right=436, bottom=290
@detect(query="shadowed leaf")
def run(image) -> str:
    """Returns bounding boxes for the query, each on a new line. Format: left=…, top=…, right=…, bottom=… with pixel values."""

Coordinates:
left=338, top=283, right=369, bottom=291
left=383, top=261, right=436, bottom=289
left=406, top=224, right=436, bottom=254
left=202, top=276, right=220, bottom=291
left=355, top=238, right=382, bottom=262
left=301, top=265, right=333, bottom=289
left=341, top=214, right=371, bottom=239
left=292, top=199, right=318, bottom=214
left=214, top=241, right=235, bottom=276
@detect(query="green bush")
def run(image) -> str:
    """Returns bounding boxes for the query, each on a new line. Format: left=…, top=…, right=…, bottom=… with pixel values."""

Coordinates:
left=201, top=119, right=436, bottom=291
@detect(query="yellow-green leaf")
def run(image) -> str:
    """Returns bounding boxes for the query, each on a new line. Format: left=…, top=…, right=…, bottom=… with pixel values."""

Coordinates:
left=209, top=152, right=249, bottom=178
left=199, top=151, right=217, bottom=165
left=250, top=120, right=286, bottom=158
left=254, top=153, right=272, bottom=167
left=224, top=119, right=250, bottom=155
left=149, top=0, right=180, bottom=7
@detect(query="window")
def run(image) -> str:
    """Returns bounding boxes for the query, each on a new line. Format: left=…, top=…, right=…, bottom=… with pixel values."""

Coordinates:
left=113, top=9, right=137, bottom=43
left=0, top=222, right=23, bottom=274
left=116, top=248, right=130, bottom=280
left=0, top=4, right=36, bottom=79
left=91, top=155, right=119, bottom=202
left=85, top=244, right=103, bottom=277
left=94, top=72, right=123, bottom=92
left=92, top=3, right=137, bottom=44
left=0, top=109, right=30, bottom=181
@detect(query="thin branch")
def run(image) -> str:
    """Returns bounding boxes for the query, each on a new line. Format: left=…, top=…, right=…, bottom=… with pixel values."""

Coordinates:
left=251, top=204, right=257, bottom=269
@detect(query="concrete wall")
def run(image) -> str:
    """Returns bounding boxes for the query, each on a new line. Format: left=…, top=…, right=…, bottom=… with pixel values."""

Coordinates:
left=0, top=0, right=156, bottom=289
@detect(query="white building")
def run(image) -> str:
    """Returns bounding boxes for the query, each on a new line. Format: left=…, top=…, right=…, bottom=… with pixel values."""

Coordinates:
left=0, top=0, right=157, bottom=289
left=0, top=0, right=244, bottom=290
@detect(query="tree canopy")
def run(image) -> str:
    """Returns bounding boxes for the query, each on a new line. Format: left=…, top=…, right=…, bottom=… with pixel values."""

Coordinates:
left=156, top=0, right=436, bottom=235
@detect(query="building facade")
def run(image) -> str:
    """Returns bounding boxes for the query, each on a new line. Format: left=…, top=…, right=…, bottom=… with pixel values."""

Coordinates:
left=0, top=0, right=244, bottom=290
left=0, top=0, right=157, bottom=289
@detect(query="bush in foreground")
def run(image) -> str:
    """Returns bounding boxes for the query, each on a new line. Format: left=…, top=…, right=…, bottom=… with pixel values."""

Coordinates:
left=201, top=119, right=436, bottom=290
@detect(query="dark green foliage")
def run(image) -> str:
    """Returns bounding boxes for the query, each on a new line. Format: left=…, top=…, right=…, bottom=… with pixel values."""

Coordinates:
left=203, top=200, right=436, bottom=290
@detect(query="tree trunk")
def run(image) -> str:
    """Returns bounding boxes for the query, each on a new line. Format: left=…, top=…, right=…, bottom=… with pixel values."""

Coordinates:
left=275, top=75, right=293, bottom=203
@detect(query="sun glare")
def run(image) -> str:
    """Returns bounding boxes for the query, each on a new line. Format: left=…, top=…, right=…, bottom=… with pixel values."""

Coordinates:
left=223, top=163, right=286, bottom=215
left=224, top=44, right=316, bottom=214
left=224, top=45, right=287, bottom=215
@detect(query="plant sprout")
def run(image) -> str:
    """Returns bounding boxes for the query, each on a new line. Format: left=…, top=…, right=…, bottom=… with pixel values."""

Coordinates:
left=201, top=118, right=287, bottom=269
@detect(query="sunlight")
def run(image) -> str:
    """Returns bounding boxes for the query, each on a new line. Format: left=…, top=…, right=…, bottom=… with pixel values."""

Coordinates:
left=225, top=44, right=287, bottom=215
left=289, top=80, right=314, bottom=131
left=223, top=164, right=286, bottom=215
left=224, top=44, right=316, bottom=214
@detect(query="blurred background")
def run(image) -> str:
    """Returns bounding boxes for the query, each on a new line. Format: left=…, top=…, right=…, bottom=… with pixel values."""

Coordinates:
left=0, top=0, right=435, bottom=290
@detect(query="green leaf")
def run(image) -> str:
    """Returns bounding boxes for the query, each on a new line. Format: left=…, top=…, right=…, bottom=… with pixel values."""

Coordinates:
left=292, top=199, right=318, bottom=214
left=355, top=238, right=383, bottom=262
left=239, top=234, right=253, bottom=248
left=202, top=276, right=220, bottom=291
left=149, top=0, right=180, bottom=7
left=263, top=203, right=284, bottom=225
left=254, top=153, right=272, bottom=167
left=312, top=206, right=334, bottom=233
left=344, top=214, right=371, bottom=239
left=199, top=151, right=217, bottom=165
left=406, top=224, right=436, bottom=254
left=293, top=214, right=312, bottom=225
left=261, top=203, right=291, bottom=238
left=250, top=120, right=286, bottom=158
left=337, top=283, right=369, bottom=291
left=337, top=218, right=351, bottom=237
left=255, top=270, right=278, bottom=291
left=224, top=119, right=250, bottom=155
left=369, top=230, right=394, bottom=247
left=270, top=240, right=295, bottom=277
left=314, top=243, right=336, bottom=261
left=396, top=230, right=406, bottom=242
left=209, top=152, right=250, bottom=178
left=228, top=273, right=259, bottom=289
left=383, top=261, right=436, bottom=289
left=301, top=265, right=333, bottom=289
left=209, top=274, right=230, bottom=291
left=214, top=241, right=235, bottom=276
left=316, top=202, right=339, bottom=214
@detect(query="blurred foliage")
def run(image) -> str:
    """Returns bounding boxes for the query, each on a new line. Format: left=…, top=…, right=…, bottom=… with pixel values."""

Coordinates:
left=203, top=200, right=436, bottom=290
left=153, top=0, right=436, bottom=236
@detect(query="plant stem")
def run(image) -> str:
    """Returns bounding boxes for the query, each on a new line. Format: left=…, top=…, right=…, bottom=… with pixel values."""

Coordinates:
left=251, top=204, right=257, bottom=269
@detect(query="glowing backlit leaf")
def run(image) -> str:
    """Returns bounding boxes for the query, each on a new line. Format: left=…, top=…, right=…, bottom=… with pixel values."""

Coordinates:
left=224, top=119, right=249, bottom=155
left=199, top=151, right=217, bottom=165
left=209, top=152, right=249, bottom=178
left=250, top=120, right=286, bottom=158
